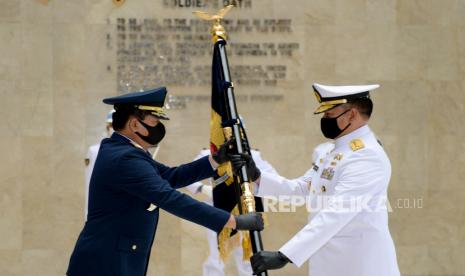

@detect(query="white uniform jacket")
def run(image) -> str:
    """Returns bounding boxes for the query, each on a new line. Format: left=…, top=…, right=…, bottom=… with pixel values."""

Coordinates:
left=84, top=143, right=100, bottom=218
left=256, top=125, right=400, bottom=276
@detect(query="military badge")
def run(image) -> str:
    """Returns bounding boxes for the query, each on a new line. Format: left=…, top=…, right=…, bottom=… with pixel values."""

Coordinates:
left=321, top=167, right=335, bottom=180
left=307, top=180, right=312, bottom=191
left=334, top=153, right=343, bottom=161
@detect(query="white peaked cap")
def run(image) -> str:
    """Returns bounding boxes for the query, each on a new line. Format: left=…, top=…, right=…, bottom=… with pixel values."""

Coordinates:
left=312, top=83, right=380, bottom=114
left=106, top=109, right=116, bottom=123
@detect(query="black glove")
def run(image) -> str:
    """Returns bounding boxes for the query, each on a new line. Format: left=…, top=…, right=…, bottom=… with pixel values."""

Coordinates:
left=251, top=251, right=290, bottom=275
left=212, top=139, right=234, bottom=164
left=230, top=153, right=261, bottom=181
left=235, top=213, right=264, bottom=231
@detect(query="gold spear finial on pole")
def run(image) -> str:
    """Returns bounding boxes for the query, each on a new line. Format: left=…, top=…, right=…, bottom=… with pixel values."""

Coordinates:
left=193, top=5, right=234, bottom=42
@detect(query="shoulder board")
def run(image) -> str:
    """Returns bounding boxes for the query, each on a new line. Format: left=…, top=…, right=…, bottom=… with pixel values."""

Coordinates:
left=350, top=139, right=365, bottom=151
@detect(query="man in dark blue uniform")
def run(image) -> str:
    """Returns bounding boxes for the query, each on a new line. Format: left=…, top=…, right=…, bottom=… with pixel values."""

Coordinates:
left=67, top=87, right=264, bottom=276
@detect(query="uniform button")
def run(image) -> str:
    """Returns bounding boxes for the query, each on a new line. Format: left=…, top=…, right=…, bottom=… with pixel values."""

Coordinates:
left=132, top=245, right=137, bottom=251
left=321, top=186, right=326, bottom=192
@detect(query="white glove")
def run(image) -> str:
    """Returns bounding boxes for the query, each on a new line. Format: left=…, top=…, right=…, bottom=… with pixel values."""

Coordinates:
left=200, top=184, right=213, bottom=198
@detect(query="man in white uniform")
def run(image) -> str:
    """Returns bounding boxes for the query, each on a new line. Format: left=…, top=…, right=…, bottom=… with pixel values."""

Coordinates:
left=186, top=149, right=277, bottom=276
left=248, top=83, right=400, bottom=276
left=84, top=110, right=114, bottom=218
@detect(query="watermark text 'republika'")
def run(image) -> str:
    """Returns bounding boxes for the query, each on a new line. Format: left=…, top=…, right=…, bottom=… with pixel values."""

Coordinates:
left=261, top=195, right=423, bottom=213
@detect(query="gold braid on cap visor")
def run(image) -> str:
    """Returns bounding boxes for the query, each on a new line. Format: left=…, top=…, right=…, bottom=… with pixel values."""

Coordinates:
left=135, top=105, right=168, bottom=118
left=314, top=99, right=348, bottom=114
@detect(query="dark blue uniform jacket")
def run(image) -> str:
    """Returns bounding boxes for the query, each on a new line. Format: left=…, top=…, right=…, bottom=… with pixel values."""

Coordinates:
left=67, top=133, right=230, bottom=276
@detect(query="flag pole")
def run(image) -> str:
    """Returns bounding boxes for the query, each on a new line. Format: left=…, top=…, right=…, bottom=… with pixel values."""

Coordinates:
left=194, top=5, right=268, bottom=276
left=217, top=37, right=267, bottom=258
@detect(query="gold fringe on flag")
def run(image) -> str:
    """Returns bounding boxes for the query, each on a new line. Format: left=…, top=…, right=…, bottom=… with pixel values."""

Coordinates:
left=218, top=206, right=241, bottom=261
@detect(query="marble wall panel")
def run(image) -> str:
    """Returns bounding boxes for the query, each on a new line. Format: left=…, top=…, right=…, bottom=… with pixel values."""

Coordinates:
left=334, top=0, right=368, bottom=27
left=52, top=24, right=87, bottom=82
left=21, top=249, right=68, bottom=275
left=396, top=0, right=457, bottom=26
left=84, top=79, right=117, bottom=147
left=301, top=0, right=336, bottom=26
left=395, top=245, right=430, bottom=275
left=367, top=0, right=396, bottom=26
left=20, top=136, right=54, bottom=250
left=304, top=26, right=337, bottom=82
left=20, top=23, right=53, bottom=84
left=52, top=1, right=88, bottom=24
left=0, top=23, right=22, bottom=81
left=456, top=30, right=465, bottom=81
left=52, top=80, right=86, bottom=139
left=422, top=27, right=461, bottom=81
left=0, top=177, right=22, bottom=250
left=363, top=26, right=397, bottom=81
left=0, top=250, right=21, bottom=276
left=149, top=212, right=182, bottom=276
left=18, top=82, right=53, bottom=137
left=262, top=209, right=308, bottom=276
left=394, top=26, right=429, bottom=81
left=20, top=0, right=53, bottom=24
left=85, top=24, right=116, bottom=84
left=426, top=244, right=465, bottom=275
left=86, top=0, right=119, bottom=25
left=180, top=219, right=209, bottom=275
left=0, top=80, right=21, bottom=138
left=0, top=0, right=21, bottom=23
left=333, top=26, right=370, bottom=81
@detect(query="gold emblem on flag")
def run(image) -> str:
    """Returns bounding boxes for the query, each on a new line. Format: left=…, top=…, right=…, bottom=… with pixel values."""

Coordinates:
left=112, top=0, right=125, bottom=7
left=193, top=5, right=234, bottom=42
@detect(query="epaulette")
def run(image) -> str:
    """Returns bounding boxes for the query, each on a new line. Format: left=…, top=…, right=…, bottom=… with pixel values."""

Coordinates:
left=350, top=139, right=365, bottom=151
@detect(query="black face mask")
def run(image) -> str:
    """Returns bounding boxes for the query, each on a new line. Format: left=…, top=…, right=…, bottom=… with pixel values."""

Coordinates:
left=136, top=120, right=166, bottom=146
left=320, top=109, right=351, bottom=139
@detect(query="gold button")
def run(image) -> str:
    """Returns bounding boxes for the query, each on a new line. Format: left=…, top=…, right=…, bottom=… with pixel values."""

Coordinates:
left=132, top=245, right=137, bottom=250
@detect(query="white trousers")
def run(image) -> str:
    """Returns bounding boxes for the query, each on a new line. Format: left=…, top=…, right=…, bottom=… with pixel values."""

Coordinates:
left=202, top=228, right=253, bottom=276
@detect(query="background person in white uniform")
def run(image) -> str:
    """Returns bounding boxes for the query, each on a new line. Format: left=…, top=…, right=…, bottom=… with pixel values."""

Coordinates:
left=84, top=110, right=114, bottom=218
left=246, top=83, right=400, bottom=276
left=186, top=149, right=277, bottom=276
